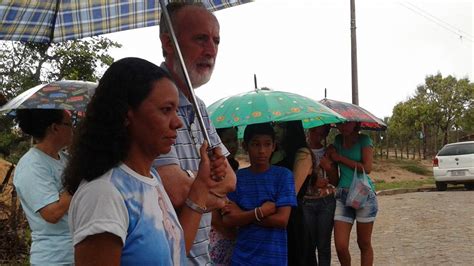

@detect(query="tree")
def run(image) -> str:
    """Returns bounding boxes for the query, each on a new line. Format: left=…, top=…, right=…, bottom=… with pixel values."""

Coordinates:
left=0, top=37, right=121, bottom=163
left=456, top=86, right=474, bottom=133
left=417, top=74, right=473, bottom=145
left=0, top=37, right=120, bottom=99
left=387, top=73, right=473, bottom=160
left=389, top=101, right=418, bottom=159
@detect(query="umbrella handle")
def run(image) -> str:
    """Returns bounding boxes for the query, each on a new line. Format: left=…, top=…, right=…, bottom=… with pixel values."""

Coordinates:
left=207, top=148, right=225, bottom=181
left=159, top=0, right=213, bottom=148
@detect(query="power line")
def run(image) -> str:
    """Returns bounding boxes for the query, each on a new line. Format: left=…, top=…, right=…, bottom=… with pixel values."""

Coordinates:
left=399, top=2, right=473, bottom=43
left=405, top=2, right=473, bottom=39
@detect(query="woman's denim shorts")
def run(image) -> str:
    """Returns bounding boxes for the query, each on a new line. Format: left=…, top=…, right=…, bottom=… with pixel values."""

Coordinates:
left=334, top=188, right=378, bottom=224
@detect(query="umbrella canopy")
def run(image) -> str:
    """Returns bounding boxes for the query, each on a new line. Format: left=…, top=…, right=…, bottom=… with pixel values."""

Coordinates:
left=0, top=80, right=97, bottom=112
left=320, top=98, right=387, bottom=131
left=208, top=89, right=346, bottom=129
left=0, top=0, right=252, bottom=43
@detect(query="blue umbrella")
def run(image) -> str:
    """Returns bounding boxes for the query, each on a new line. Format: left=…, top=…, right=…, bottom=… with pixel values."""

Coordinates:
left=0, top=0, right=252, bottom=43
left=0, top=0, right=252, bottom=148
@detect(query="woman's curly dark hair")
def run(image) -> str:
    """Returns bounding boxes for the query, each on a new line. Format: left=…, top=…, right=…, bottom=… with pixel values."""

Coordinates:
left=63, top=57, right=172, bottom=194
left=15, top=109, right=64, bottom=140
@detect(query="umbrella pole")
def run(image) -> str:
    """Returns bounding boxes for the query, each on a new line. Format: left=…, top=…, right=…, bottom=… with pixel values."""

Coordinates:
left=254, top=74, right=258, bottom=90
left=159, top=0, right=212, bottom=147
left=323, top=136, right=327, bottom=179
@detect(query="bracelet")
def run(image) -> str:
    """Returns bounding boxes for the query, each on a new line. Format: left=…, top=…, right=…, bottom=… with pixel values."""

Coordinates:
left=185, top=198, right=207, bottom=214
left=257, top=207, right=264, bottom=219
left=210, top=190, right=226, bottom=199
left=254, top=208, right=261, bottom=222
left=185, top=169, right=195, bottom=179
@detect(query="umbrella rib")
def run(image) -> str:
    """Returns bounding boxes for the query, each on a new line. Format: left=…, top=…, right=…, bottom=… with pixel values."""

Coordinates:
left=49, top=0, right=61, bottom=43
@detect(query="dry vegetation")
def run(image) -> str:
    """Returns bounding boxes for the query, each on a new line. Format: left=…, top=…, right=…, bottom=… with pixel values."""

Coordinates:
left=0, top=158, right=30, bottom=264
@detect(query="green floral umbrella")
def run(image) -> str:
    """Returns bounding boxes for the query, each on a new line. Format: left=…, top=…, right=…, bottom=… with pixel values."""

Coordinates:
left=208, top=88, right=346, bottom=129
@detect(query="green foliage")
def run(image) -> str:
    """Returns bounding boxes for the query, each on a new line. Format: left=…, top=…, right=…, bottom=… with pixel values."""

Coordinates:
left=388, top=73, right=473, bottom=157
left=0, top=37, right=121, bottom=162
left=417, top=74, right=473, bottom=143
left=47, top=38, right=119, bottom=82
left=390, top=101, right=416, bottom=142
left=0, top=115, right=24, bottom=162
left=6, top=139, right=30, bottom=164
left=0, top=37, right=121, bottom=99
left=457, top=89, right=474, bottom=132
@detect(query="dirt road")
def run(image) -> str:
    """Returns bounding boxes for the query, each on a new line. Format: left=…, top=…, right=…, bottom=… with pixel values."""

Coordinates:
left=330, top=190, right=474, bottom=265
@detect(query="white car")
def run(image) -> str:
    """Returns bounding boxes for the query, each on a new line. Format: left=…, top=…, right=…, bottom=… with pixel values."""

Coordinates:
left=433, top=141, right=474, bottom=191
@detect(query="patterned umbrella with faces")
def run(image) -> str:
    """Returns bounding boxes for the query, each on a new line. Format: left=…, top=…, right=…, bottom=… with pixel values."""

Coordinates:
left=0, top=80, right=97, bottom=113
left=320, top=98, right=387, bottom=131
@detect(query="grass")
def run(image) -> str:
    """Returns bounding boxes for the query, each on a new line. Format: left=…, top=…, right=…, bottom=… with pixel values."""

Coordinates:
left=372, top=158, right=434, bottom=191
left=400, top=165, right=430, bottom=175
left=383, top=159, right=432, bottom=176
left=374, top=177, right=435, bottom=191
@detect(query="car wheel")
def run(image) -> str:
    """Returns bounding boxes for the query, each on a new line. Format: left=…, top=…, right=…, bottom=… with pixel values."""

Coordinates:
left=464, top=184, right=474, bottom=190
left=436, top=182, right=447, bottom=191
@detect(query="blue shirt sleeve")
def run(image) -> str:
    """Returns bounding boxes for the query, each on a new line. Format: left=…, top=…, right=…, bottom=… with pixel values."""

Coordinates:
left=227, top=169, right=242, bottom=203
left=227, top=191, right=237, bottom=203
left=15, top=158, right=59, bottom=213
left=274, top=167, right=297, bottom=208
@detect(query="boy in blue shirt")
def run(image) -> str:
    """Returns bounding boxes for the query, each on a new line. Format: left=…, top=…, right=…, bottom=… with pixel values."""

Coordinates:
left=222, top=122, right=297, bottom=265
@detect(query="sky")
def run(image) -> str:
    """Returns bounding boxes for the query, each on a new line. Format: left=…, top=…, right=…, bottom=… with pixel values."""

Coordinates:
left=103, top=0, right=473, bottom=119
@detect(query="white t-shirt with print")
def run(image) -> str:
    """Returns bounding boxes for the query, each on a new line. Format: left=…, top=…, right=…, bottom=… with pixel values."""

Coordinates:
left=69, top=163, right=186, bottom=265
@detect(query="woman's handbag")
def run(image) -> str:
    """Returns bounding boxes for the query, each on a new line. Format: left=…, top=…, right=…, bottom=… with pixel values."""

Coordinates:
left=345, top=167, right=371, bottom=209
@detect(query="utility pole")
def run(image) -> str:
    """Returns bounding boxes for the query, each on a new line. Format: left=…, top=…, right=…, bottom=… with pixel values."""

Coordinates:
left=350, top=0, right=359, bottom=105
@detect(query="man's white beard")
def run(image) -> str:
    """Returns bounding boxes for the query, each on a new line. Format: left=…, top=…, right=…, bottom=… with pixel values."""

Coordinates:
left=172, top=58, right=212, bottom=89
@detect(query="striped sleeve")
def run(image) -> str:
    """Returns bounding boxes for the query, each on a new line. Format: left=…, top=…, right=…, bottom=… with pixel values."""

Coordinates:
left=274, top=167, right=297, bottom=208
